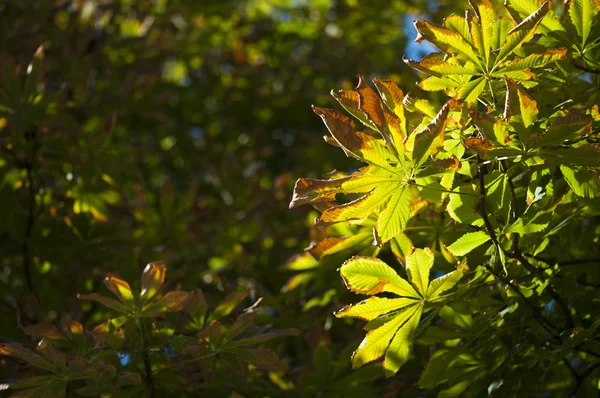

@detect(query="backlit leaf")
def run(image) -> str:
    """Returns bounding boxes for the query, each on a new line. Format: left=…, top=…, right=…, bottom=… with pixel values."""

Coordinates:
left=340, top=256, right=420, bottom=298
left=406, top=248, right=434, bottom=295
left=336, top=296, right=419, bottom=321
left=446, top=231, right=491, bottom=256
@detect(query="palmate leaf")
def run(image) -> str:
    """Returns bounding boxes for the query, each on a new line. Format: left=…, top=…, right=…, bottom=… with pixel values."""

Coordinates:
left=337, top=250, right=464, bottom=375
left=408, top=1, right=566, bottom=104
left=290, top=78, right=459, bottom=245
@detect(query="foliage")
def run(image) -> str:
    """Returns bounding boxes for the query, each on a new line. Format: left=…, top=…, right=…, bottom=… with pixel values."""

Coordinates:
left=1, top=263, right=298, bottom=396
left=291, top=0, right=600, bottom=396
left=0, top=0, right=599, bottom=397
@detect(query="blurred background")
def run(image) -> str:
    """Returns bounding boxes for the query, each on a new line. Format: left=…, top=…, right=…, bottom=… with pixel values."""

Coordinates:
left=0, top=0, right=475, bottom=394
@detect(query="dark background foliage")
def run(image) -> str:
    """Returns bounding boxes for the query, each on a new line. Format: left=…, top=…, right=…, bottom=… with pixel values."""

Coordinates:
left=9, top=0, right=590, bottom=396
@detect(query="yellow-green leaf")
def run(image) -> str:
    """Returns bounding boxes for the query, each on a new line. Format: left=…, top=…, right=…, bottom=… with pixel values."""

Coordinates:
left=340, top=256, right=420, bottom=298
left=141, top=261, right=166, bottom=301
left=383, top=304, right=423, bottom=376
left=446, top=231, right=491, bottom=256
left=567, top=0, right=600, bottom=46
left=104, top=275, right=134, bottom=304
left=351, top=304, right=420, bottom=368
left=335, top=296, right=419, bottom=321
left=427, top=266, right=466, bottom=300
left=414, top=19, right=481, bottom=67
left=495, top=1, right=550, bottom=67
left=406, top=248, right=434, bottom=296
left=375, top=185, right=413, bottom=245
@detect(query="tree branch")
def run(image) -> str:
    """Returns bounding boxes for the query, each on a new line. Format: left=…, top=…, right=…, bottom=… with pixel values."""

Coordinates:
left=476, top=162, right=559, bottom=337
left=22, top=130, right=40, bottom=304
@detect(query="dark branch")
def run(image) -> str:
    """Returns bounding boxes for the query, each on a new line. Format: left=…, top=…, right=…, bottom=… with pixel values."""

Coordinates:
left=476, top=161, right=559, bottom=337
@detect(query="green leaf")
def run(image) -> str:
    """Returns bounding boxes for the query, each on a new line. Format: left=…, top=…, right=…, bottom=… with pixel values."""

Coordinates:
left=568, top=0, right=600, bottom=46
left=446, top=186, right=483, bottom=226
left=506, top=0, right=565, bottom=34
left=414, top=19, right=482, bottom=67
left=456, top=77, right=486, bottom=104
left=495, top=1, right=550, bottom=67
left=307, top=232, right=373, bottom=260
left=78, top=293, right=130, bottom=313
left=411, top=99, right=459, bottom=168
left=340, top=256, right=420, bottom=298
left=406, top=248, right=434, bottom=296
left=208, top=291, right=248, bottom=322
left=383, top=304, right=423, bottom=376
left=103, top=275, right=135, bottom=304
left=374, top=185, right=412, bottom=244
left=403, top=57, right=479, bottom=77
left=427, top=267, right=466, bottom=301
left=560, top=165, right=600, bottom=198
left=447, top=231, right=491, bottom=256
left=351, top=304, right=421, bottom=369
left=336, top=296, right=419, bottom=321
left=528, top=111, right=592, bottom=149
left=493, top=48, right=567, bottom=77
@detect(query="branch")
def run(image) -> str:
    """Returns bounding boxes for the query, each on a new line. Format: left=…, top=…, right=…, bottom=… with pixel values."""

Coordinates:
left=22, top=130, right=40, bottom=305
left=476, top=162, right=559, bottom=337
left=569, top=361, right=600, bottom=397
left=142, top=340, right=155, bottom=398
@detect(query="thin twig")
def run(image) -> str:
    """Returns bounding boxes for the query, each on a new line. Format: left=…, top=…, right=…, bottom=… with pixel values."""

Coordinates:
left=476, top=161, right=559, bottom=337
left=22, top=130, right=40, bottom=304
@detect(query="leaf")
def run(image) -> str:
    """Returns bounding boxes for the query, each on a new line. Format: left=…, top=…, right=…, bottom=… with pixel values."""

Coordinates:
left=36, top=339, right=67, bottom=369
left=331, top=87, right=376, bottom=130
left=143, top=290, right=193, bottom=315
left=493, top=48, right=567, bottom=77
left=418, top=76, right=461, bottom=91
left=491, top=17, right=516, bottom=50
left=374, top=185, right=412, bottom=244
left=77, top=293, right=129, bottom=313
left=335, top=297, right=419, bottom=321
left=208, top=291, right=248, bottom=322
left=372, top=78, right=408, bottom=135
left=306, top=232, right=373, bottom=260
left=0, top=343, right=56, bottom=373
left=406, top=248, right=434, bottom=296
left=355, top=75, right=404, bottom=148
left=447, top=186, right=483, bottom=226
left=418, top=349, right=460, bottom=389
left=446, top=231, right=491, bottom=256
left=141, top=261, right=166, bottom=301
left=426, top=267, right=466, bottom=300
left=444, top=15, right=470, bottom=41
left=339, top=256, right=420, bottom=298
left=505, top=0, right=565, bottom=34
left=103, top=275, right=134, bottom=304
left=469, top=0, right=495, bottom=65
left=528, top=111, right=592, bottom=149
left=403, top=57, right=479, bottom=77
left=351, top=304, right=421, bottom=369
left=414, top=19, right=481, bottom=67
left=495, top=1, right=550, bottom=66
left=383, top=304, right=423, bottom=376
left=456, top=77, right=486, bottom=104
left=227, top=328, right=301, bottom=348
left=560, top=165, right=600, bottom=198
left=224, top=347, right=289, bottom=372
left=411, top=99, right=459, bottom=168
left=568, top=0, right=600, bottom=46
left=21, top=323, right=62, bottom=341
